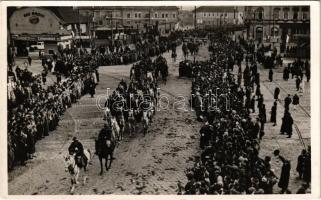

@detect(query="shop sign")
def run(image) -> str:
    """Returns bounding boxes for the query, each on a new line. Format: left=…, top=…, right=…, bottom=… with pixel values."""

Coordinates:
left=23, top=11, right=45, bottom=25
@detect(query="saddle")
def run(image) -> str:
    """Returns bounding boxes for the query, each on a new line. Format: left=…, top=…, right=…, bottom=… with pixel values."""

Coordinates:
left=75, top=154, right=86, bottom=168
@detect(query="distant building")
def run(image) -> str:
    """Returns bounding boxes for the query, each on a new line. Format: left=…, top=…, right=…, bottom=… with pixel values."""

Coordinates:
left=195, top=6, right=244, bottom=29
left=244, top=6, right=310, bottom=55
left=78, top=6, right=179, bottom=40
left=178, top=10, right=194, bottom=30
left=8, top=7, right=89, bottom=55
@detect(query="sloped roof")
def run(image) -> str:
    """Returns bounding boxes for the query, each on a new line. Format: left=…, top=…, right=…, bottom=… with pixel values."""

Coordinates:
left=78, top=6, right=179, bottom=11
left=48, top=7, right=88, bottom=24
left=196, top=6, right=236, bottom=13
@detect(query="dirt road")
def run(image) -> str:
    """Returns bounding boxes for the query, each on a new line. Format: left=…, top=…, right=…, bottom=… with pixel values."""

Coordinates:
left=8, top=44, right=210, bottom=195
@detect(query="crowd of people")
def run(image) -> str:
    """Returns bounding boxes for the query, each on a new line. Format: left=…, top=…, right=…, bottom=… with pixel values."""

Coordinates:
left=178, top=31, right=310, bottom=195
left=8, top=50, right=100, bottom=170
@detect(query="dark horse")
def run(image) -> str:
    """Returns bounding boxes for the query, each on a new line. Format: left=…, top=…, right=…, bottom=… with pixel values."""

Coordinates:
left=155, top=56, right=168, bottom=84
left=95, top=129, right=116, bottom=175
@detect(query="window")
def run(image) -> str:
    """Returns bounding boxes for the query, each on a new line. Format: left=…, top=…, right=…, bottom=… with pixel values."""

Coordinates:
left=204, top=13, right=206, bottom=17
left=302, top=7, right=309, bottom=20
left=271, top=27, right=279, bottom=37
left=127, top=13, right=130, bottom=18
left=292, top=7, right=299, bottom=20
left=99, top=20, right=103, bottom=25
left=173, top=14, right=176, bottom=18
left=135, top=13, right=137, bottom=18
left=162, top=13, right=165, bottom=18
left=138, top=13, right=141, bottom=18
left=283, top=9, right=289, bottom=20
left=212, top=13, right=214, bottom=16
left=256, top=7, right=264, bottom=20
left=273, top=8, right=280, bottom=20
left=155, top=13, right=158, bottom=18
left=302, top=12, right=308, bottom=20
left=165, top=13, right=168, bottom=18
left=293, top=12, right=298, bottom=20
left=127, top=21, right=130, bottom=25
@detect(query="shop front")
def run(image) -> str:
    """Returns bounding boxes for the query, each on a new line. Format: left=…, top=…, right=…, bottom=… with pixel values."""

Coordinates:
left=9, top=7, right=71, bottom=56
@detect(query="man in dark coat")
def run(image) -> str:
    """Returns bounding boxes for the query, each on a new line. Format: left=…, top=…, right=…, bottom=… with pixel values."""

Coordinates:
left=296, top=149, right=307, bottom=179
left=95, top=124, right=113, bottom=155
left=274, top=87, right=280, bottom=101
left=89, top=79, right=96, bottom=98
left=303, top=147, right=311, bottom=186
left=274, top=150, right=291, bottom=194
left=68, top=137, right=87, bottom=165
left=280, top=111, right=293, bottom=138
left=283, top=67, right=289, bottom=81
left=295, top=77, right=301, bottom=91
left=270, top=101, right=277, bottom=126
left=292, top=94, right=300, bottom=110
left=199, top=121, right=213, bottom=149
left=284, top=94, right=292, bottom=110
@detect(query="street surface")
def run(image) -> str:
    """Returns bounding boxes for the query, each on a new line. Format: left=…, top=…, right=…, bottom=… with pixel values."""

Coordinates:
left=9, top=44, right=310, bottom=194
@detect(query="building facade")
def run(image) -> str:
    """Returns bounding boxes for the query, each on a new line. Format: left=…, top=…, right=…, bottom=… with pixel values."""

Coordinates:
left=244, top=6, right=310, bottom=54
left=9, top=7, right=89, bottom=55
left=78, top=6, right=179, bottom=40
left=195, top=6, right=244, bottom=28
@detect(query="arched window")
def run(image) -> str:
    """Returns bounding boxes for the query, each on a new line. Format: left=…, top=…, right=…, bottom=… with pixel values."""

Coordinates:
left=302, top=7, right=309, bottom=20
left=283, top=7, right=290, bottom=20
left=292, top=7, right=299, bottom=20
left=256, top=7, right=264, bottom=20
left=271, top=27, right=279, bottom=36
left=273, top=8, right=280, bottom=20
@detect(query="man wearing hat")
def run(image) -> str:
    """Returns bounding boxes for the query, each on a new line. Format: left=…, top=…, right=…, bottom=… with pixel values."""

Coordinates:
left=68, top=136, right=86, bottom=165
left=95, top=124, right=114, bottom=155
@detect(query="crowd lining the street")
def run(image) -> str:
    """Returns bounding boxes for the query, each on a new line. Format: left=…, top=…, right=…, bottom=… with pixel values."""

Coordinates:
left=177, top=30, right=311, bottom=195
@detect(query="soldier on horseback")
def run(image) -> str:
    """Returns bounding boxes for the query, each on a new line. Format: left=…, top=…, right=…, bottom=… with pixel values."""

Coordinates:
left=95, top=124, right=114, bottom=155
left=68, top=137, right=87, bottom=166
left=95, top=124, right=116, bottom=174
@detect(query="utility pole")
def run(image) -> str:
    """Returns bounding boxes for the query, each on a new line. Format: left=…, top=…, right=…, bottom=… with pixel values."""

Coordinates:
left=111, top=10, right=114, bottom=46
left=194, top=6, right=197, bottom=30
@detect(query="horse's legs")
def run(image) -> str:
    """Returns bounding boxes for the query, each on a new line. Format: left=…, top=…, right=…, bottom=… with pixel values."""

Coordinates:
left=109, top=153, right=113, bottom=169
left=105, top=157, right=108, bottom=171
left=75, top=171, right=80, bottom=185
left=70, top=183, right=75, bottom=194
left=99, top=157, right=103, bottom=175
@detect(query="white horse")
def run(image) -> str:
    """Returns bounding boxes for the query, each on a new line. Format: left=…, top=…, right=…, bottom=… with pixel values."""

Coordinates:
left=127, top=109, right=136, bottom=136
left=64, top=149, right=92, bottom=194
left=103, top=107, right=112, bottom=125
left=142, top=111, right=150, bottom=136
left=147, top=72, right=154, bottom=83
left=111, top=117, right=120, bottom=141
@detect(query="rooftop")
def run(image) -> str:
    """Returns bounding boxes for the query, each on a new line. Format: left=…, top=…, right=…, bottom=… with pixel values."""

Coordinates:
left=196, top=6, right=237, bottom=13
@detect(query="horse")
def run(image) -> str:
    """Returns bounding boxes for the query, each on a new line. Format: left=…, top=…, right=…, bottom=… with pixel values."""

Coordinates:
left=111, top=117, right=120, bottom=141
left=103, top=107, right=112, bottom=126
left=142, top=110, right=150, bottom=136
left=147, top=71, right=154, bottom=83
left=116, top=110, right=125, bottom=140
left=96, top=137, right=115, bottom=175
left=64, top=149, right=91, bottom=193
left=127, top=109, right=136, bottom=136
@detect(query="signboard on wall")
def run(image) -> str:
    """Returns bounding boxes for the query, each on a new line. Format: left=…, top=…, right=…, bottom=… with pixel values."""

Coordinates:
left=10, top=7, right=61, bottom=35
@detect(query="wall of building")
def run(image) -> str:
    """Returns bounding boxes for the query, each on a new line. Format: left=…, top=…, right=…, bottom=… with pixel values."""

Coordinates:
left=10, top=7, right=62, bottom=35
left=196, top=10, right=243, bottom=27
